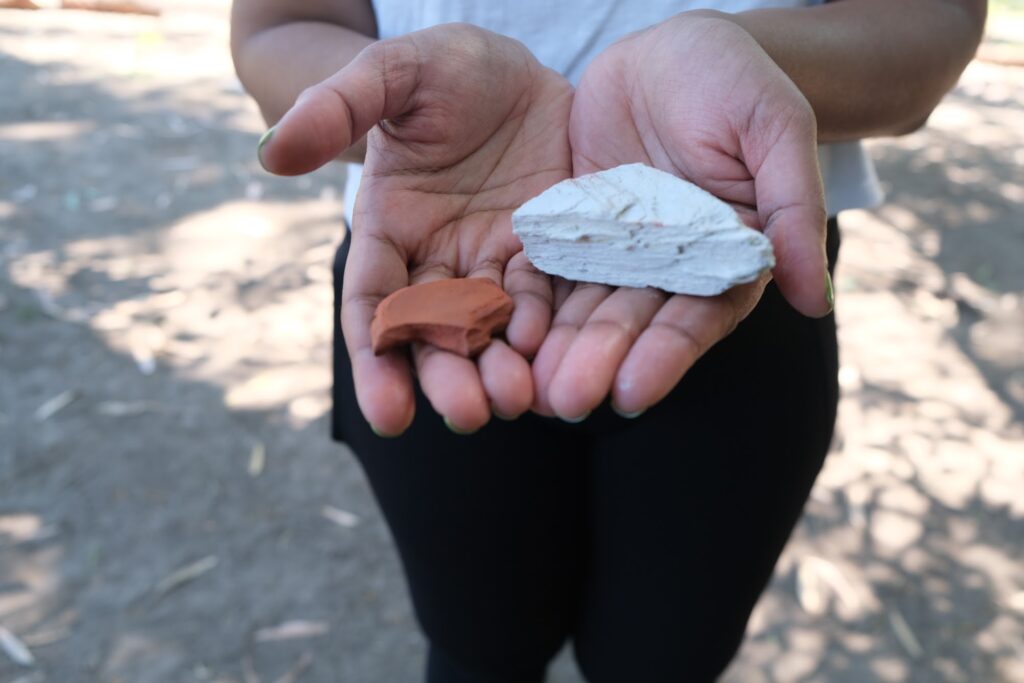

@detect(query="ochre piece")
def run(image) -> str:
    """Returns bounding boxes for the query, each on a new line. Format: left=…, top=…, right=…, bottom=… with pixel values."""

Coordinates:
left=371, top=278, right=514, bottom=357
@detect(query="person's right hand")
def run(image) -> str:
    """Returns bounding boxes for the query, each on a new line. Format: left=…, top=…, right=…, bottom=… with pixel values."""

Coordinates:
left=258, top=24, right=573, bottom=436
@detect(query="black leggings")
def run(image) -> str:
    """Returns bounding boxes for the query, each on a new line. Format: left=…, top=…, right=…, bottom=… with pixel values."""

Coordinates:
left=332, top=220, right=841, bottom=682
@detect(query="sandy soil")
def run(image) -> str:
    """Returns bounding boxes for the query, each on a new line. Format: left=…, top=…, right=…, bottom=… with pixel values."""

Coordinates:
left=1, top=3, right=1022, bottom=682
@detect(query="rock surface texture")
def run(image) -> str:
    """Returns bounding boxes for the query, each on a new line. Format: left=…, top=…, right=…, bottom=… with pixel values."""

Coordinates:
left=370, top=278, right=514, bottom=357
left=512, top=163, right=775, bottom=296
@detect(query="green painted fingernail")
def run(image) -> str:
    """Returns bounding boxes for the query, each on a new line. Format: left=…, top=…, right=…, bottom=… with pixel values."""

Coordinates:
left=370, top=423, right=397, bottom=440
left=256, top=126, right=275, bottom=171
left=369, top=422, right=399, bottom=439
left=444, top=416, right=478, bottom=436
left=612, top=404, right=646, bottom=419
left=492, top=408, right=519, bottom=421
left=560, top=411, right=590, bottom=424
left=825, top=270, right=835, bottom=312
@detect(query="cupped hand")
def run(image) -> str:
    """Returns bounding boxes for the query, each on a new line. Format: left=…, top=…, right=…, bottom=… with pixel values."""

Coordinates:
left=533, top=12, right=830, bottom=420
left=259, top=24, right=573, bottom=435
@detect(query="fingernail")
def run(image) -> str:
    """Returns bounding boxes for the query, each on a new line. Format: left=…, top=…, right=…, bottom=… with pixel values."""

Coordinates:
left=256, top=126, right=275, bottom=171
left=612, top=404, right=646, bottom=419
left=560, top=411, right=590, bottom=424
left=444, top=416, right=478, bottom=436
left=825, top=270, right=835, bottom=312
left=369, top=422, right=400, bottom=439
left=492, top=408, right=519, bottom=421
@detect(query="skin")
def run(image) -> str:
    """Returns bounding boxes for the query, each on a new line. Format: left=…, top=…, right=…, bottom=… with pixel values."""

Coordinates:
left=232, top=0, right=986, bottom=433
left=537, top=14, right=824, bottom=418
left=260, top=25, right=574, bottom=434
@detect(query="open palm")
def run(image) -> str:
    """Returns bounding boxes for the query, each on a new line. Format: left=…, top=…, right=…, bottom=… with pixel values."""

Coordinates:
left=260, top=24, right=573, bottom=435
left=533, top=12, right=831, bottom=419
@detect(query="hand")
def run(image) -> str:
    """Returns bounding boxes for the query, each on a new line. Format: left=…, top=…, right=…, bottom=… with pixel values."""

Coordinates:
left=532, top=12, right=830, bottom=420
left=259, top=24, right=573, bottom=435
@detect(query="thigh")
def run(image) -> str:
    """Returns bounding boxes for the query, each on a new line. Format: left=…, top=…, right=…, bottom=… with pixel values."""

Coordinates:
left=332, top=235, right=586, bottom=676
left=573, top=222, right=841, bottom=682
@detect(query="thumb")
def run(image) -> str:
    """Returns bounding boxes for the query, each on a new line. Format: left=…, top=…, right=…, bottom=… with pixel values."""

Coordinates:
left=258, top=39, right=421, bottom=176
left=748, top=103, right=831, bottom=318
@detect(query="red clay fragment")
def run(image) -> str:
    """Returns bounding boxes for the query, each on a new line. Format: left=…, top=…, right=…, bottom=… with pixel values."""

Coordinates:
left=371, top=278, right=514, bottom=357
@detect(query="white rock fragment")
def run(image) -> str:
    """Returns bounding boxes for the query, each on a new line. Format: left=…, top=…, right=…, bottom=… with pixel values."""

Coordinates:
left=512, top=163, right=775, bottom=296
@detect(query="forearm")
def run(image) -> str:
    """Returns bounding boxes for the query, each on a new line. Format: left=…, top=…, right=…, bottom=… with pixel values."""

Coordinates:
left=726, top=0, right=986, bottom=142
left=231, top=3, right=376, bottom=161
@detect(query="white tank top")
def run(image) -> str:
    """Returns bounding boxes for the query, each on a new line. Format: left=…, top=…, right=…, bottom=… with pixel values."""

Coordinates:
left=345, top=0, right=883, bottom=222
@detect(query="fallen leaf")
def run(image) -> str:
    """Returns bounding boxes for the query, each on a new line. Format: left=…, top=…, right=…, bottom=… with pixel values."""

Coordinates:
left=95, top=400, right=160, bottom=417
left=0, top=627, right=35, bottom=667
left=321, top=506, right=360, bottom=529
left=796, top=556, right=862, bottom=617
left=34, top=389, right=79, bottom=421
left=254, top=621, right=329, bottom=642
left=888, top=608, right=923, bottom=659
left=21, top=626, right=70, bottom=647
left=272, top=651, right=313, bottom=683
left=154, top=555, right=219, bottom=596
left=248, top=440, right=266, bottom=477
left=129, top=323, right=166, bottom=375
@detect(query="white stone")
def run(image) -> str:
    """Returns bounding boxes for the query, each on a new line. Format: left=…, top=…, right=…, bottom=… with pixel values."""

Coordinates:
left=512, top=163, right=775, bottom=296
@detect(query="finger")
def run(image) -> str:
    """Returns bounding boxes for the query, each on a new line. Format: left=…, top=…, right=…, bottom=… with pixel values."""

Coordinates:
left=552, top=277, right=576, bottom=310
left=746, top=103, right=830, bottom=317
left=612, top=278, right=767, bottom=413
left=479, top=339, right=534, bottom=419
left=399, top=263, right=489, bottom=432
left=463, top=253, right=537, bottom=423
left=341, top=233, right=416, bottom=436
left=531, top=283, right=613, bottom=417
left=547, top=288, right=666, bottom=420
left=259, top=39, right=422, bottom=176
left=503, top=251, right=553, bottom=358
left=413, top=341, right=492, bottom=433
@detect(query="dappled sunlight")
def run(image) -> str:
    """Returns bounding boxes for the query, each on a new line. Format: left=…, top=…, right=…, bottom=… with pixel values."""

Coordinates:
left=721, top=23, right=1024, bottom=683
left=0, top=119, right=95, bottom=142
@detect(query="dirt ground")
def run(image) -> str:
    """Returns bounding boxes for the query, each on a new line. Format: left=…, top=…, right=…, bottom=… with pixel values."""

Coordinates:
left=1, top=3, right=1022, bottom=682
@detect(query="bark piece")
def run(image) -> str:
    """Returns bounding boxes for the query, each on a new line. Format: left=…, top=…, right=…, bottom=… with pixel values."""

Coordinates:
left=371, top=279, right=514, bottom=357
left=512, top=163, right=775, bottom=296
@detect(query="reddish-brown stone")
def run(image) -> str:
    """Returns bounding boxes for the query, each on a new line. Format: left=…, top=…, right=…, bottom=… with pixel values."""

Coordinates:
left=371, top=278, right=514, bottom=357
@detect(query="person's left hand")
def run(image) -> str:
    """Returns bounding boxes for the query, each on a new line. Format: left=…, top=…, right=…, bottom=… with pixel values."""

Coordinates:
left=532, top=11, right=831, bottom=420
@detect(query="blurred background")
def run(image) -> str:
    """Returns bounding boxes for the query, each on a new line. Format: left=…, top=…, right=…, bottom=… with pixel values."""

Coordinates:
left=0, top=1, right=1021, bottom=682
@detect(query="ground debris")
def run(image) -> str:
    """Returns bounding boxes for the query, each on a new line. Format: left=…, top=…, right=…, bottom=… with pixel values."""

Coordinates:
left=129, top=323, right=166, bottom=375
left=272, top=651, right=313, bottom=683
left=795, top=555, right=861, bottom=617
left=95, top=400, right=161, bottom=417
left=248, top=440, right=266, bottom=477
left=242, top=649, right=313, bottom=683
left=888, top=608, right=924, bottom=659
left=154, top=555, right=219, bottom=597
left=321, top=505, right=360, bottom=529
left=242, top=656, right=261, bottom=683
left=254, top=620, right=329, bottom=642
left=33, top=389, right=79, bottom=421
left=0, top=626, right=35, bottom=667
